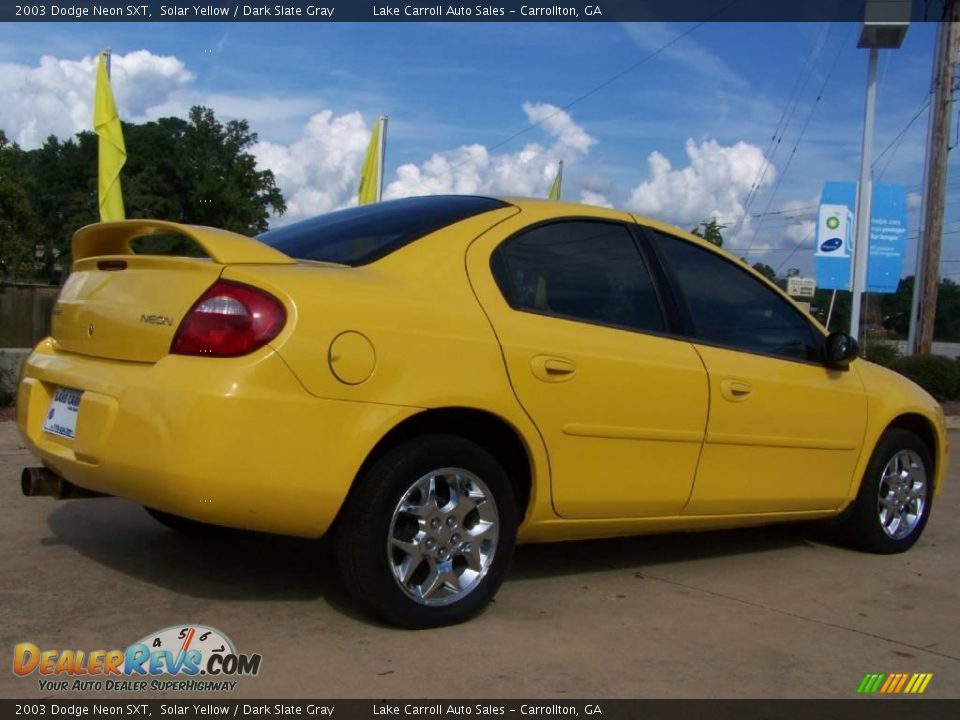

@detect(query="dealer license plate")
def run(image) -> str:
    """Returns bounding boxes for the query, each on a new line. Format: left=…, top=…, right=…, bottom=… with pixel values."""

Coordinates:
left=42, top=387, right=83, bottom=440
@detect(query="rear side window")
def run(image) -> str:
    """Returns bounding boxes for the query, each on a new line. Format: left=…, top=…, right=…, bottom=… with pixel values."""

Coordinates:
left=257, top=195, right=508, bottom=266
left=492, top=221, right=665, bottom=333
left=650, top=231, right=820, bottom=362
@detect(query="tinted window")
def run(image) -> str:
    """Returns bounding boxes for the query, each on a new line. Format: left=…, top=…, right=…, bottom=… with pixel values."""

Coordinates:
left=493, top=221, right=665, bottom=333
left=651, top=231, right=820, bottom=361
left=257, top=195, right=508, bottom=266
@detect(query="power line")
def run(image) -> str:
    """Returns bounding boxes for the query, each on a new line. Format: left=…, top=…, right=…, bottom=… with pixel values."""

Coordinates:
left=774, top=227, right=816, bottom=274
left=728, top=22, right=832, bottom=243
left=737, top=24, right=856, bottom=256
left=451, top=0, right=743, bottom=170
left=751, top=204, right=819, bottom=218
left=751, top=226, right=960, bottom=273
left=874, top=97, right=932, bottom=181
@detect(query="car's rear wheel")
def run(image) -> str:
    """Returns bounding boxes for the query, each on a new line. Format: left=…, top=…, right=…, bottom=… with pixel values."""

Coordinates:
left=835, top=428, right=933, bottom=554
left=335, top=434, right=517, bottom=628
left=144, top=507, right=227, bottom=535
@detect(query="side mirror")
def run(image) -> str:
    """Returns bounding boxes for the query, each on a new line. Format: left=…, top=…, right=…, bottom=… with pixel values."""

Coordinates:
left=825, top=332, right=859, bottom=368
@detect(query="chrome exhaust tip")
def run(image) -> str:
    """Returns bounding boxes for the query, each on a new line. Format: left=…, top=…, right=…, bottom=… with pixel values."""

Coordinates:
left=21, top=467, right=59, bottom=497
left=20, top=467, right=107, bottom=499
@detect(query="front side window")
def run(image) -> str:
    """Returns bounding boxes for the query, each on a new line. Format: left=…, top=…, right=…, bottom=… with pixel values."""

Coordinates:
left=650, top=231, right=820, bottom=362
left=492, top=221, right=665, bottom=333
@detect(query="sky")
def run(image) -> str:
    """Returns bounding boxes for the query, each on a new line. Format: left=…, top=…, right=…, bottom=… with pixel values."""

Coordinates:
left=1, top=20, right=958, bottom=279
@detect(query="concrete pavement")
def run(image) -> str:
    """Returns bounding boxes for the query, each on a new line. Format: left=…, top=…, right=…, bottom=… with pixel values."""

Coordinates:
left=0, top=419, right=957, bottom=699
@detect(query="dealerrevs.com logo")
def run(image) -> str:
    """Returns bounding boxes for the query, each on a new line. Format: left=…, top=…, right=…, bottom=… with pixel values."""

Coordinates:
left=13, top=625, right=262, bottom=692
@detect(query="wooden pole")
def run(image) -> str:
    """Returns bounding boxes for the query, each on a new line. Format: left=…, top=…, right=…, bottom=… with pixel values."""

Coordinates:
left=915, top=1, right=960, bottom=354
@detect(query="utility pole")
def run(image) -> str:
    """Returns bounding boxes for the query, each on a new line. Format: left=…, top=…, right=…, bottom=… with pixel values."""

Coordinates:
left=850, top=1, right=910, bottom=344
left=910, top=1, right=960, bottom=355
left=849, top=47, right=879, bottom=344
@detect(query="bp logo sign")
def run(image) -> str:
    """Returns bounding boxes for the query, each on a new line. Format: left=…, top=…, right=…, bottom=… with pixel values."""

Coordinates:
left=826, top=216, right=840, bottom=230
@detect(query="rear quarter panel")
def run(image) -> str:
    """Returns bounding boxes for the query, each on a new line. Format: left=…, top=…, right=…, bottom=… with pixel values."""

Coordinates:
left=224, top=205, right=557, bottom=530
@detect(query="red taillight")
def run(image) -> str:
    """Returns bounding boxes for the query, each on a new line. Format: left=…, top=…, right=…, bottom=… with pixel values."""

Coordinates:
left=171, top=280, right=286, bottom=357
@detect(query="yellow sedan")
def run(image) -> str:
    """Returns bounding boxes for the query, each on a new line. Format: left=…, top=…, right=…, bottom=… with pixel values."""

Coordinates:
left=16, top=196, right=947, bottom=628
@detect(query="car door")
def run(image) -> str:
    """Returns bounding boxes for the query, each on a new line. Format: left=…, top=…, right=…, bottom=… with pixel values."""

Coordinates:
left=643, top=227, right=868, bottom=514
left=466, top=212, right=709, bottom=519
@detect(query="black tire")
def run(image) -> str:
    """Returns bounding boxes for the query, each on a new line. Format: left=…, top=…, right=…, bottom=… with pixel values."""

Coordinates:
left=144, top=507, right=228, bottom=536
left=834, top=429, right=934, bottom=554
left=335, top=434, right=518, bottom=628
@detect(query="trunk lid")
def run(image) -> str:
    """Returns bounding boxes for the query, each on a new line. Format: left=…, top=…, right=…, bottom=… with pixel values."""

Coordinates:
left=52, top=220, right=293, bottom=363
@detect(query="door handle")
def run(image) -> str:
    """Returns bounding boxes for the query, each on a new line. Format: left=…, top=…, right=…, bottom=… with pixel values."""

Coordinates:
left=720, top=379, right=752, bottom=402
left=531, top=356, right=576, bottom=382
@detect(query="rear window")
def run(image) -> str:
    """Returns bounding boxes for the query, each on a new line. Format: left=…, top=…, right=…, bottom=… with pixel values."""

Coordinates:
left=256, top=195, right=509, bottom=266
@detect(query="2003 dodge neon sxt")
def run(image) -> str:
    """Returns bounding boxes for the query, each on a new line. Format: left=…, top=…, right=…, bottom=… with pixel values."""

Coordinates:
left=16, top=195, right=947, bottom=627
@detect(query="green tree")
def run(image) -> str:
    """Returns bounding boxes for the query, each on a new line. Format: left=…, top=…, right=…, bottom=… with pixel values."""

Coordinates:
left=877, top=276, right=960, bottom=342
left=0, top=131, right=42, bottom=280
left=117, top=107, right=286, bottom=255
left=879, top=277, right=914, bottom=338
left=4, top=106, right=287, bottom=272
left=934, top=279, right=960, bottom=341
left=812, top=288, right=851, bottom=332
left=25, top=133, right=97, bottom=281
left=751, top=262, right=776, bottom=281
left=691, top=218, right=726, bottom=247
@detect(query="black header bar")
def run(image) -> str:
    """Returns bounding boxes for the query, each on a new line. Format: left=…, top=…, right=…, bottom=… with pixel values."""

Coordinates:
left=1, top=700, right=959, bottom=720
left=0, top=0, right=944, bottom=24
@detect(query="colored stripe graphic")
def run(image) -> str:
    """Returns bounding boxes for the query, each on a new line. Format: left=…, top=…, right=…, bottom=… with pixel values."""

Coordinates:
left=893, top=674, right=909, bottom=693
left=858, top=673, right=885, bottom=693
left=859, top=673, right=933, bottom=694
left=905, top=673, right=933, bottom=694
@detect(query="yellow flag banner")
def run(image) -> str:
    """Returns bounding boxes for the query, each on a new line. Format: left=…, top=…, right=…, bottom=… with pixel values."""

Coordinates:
left=94, top=53, right=126, bottom=222
left=358, top=117, right=385, bottom=206
left=548, top=161, right=563, bottom=200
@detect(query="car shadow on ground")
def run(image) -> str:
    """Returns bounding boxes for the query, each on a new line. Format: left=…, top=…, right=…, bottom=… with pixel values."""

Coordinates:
left=46, top=498, right=336, bottom=600
left=46, top=495, right=823, bottom=603
left=509, top=524, right=821, bottom=582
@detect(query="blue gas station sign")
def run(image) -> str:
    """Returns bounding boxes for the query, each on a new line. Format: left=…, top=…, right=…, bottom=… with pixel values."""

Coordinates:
left=813, top=181, right=908, bottom=293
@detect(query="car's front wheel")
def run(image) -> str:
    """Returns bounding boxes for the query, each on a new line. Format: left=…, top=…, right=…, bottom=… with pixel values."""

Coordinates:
left=335, top=435, right=517, bottom=628
left=835, top=428, right=934, bottom=554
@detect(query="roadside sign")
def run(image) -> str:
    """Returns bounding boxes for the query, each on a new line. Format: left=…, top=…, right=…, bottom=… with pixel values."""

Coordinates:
left=816, top=204, right=853, bottom=258
left=813, top=181, right=907, bottom=293
left=868, top=184, right=910, bottom=293
left=787, top=276, right=816, bottom=298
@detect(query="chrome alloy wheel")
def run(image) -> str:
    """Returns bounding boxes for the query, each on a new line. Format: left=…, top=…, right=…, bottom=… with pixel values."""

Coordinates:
left=877, top=449, right=928, bottom=540
left=387, top=468, right=499, bottom=606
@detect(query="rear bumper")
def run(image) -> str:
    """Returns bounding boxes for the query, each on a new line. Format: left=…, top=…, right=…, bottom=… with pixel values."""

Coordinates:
left=16, top=339, right=419, bottom=537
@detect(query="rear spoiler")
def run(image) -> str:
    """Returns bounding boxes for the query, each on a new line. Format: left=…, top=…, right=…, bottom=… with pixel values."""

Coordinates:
left=72, top=219, right=295, bottom=265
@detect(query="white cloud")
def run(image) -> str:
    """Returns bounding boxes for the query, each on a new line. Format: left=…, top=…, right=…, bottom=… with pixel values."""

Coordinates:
left=580, top=190, right=613, bottom=208
left=383, top=102, right=595, bottom=202
left=786, top=220, right=816, bottom=244
left=259, top=102, right=597, bottom=224
left=520, top=101, right=596, bottom=157
left=0, top=49, right=604, bottom=226
left=252, top=110, right=373, bottom=221
left=0, top=51, right=193, bottom=148
left=627, top=138, right=773, bottom=231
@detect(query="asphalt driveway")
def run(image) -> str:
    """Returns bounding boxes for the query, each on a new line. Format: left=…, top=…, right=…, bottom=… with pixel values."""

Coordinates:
left=1, top=419, right=957, bottom=699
